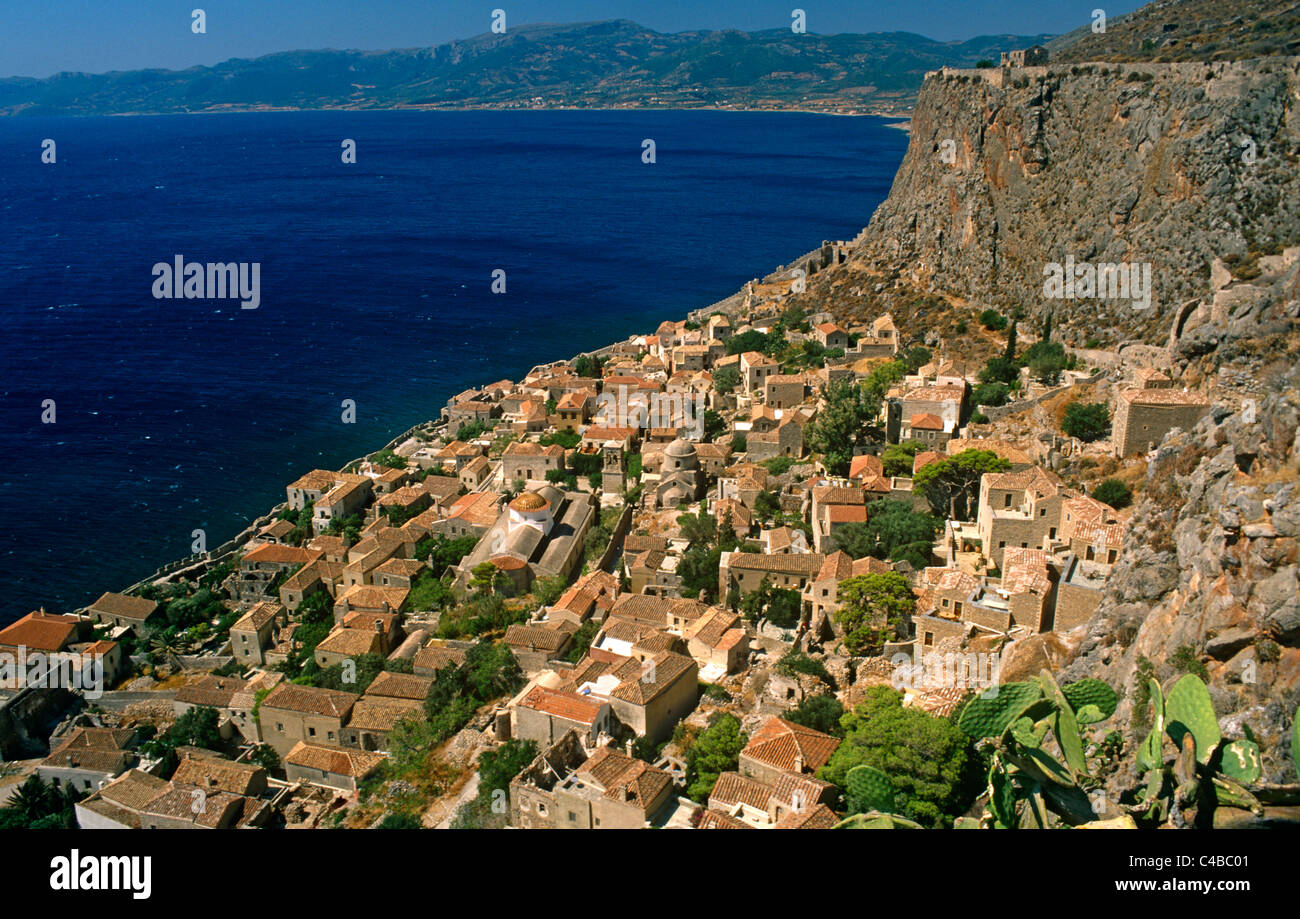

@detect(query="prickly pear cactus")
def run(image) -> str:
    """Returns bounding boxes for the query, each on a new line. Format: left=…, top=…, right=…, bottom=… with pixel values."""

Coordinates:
left=1010, top=716, right=1047, bottom=748
left=1291, top=704, right=1299, bottom=782
left=1062, top=678, right=1117, bottom=722
left=956, top=681, right=1043, bottom=739
left=1136, top=678, right=1165, bottom=773
left=1219, top=739, right=1261, bottom=784
left=833, top=812, right=922, bottom=829
left=1165, top=674, right=1221, bottom=765
left=845, top=764, right=895, bottom=815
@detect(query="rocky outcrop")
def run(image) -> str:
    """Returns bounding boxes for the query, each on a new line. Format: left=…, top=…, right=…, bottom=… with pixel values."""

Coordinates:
left=851, top=58, right=1300, bottom=347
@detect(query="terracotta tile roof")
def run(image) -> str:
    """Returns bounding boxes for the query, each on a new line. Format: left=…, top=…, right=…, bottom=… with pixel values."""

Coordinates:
left=913, top=451, right=941, bottom=474
left=725, top=552, right=826, bottom=576
left=505, top=623, right=572, bottom=653
left=260, top=683, right=357, bottom=719
left=364, top=671, right=432, bottom=700
left=241, top=544, right=323, bottom=567
left=1118, top=387, right=1210, bottom=406
left=908, top=412, right=944, bottom=431
left=171, top=754, right=264, bottom=795
left=609, top=652, right=696, bottom=705
left=346, top=697, right=423, bottom=732
left=946, top=438, right=1032, bottom=464
left=0, top=611, right=81, bottom=652
left=41, top=727, right=137, bottom=774
left=984, top=465, right=1064, bottom=495
left=175, top=674, right=249, bottom=708
left=231, top=601, right=280, bottom=633
left=314, top=628, right=383, bottom=658
left=849, top=454, right=884, bottom=480
left=774, top=802, right=838, bottom=829
left=812, top=485, right=867, bottom=506
left=98, top=769, right=170, bottom=811
left=286, top=742, right=385, bottom=778
left=88, top=592, right=159, bottom=621
left=741, top=717, right=840, bottom=773
left=288, top=469, right=338, bottom=491
left=709, top=772, right=773, bottom=811
left=521, top=686, right=606, bottom=725
left=828, top=505, right=869, bottom=524
left=414, top=645, right=466, bottom=673
left=685, top=609, right=741, bottom=648
left=698, top=808, right=752, bottom=829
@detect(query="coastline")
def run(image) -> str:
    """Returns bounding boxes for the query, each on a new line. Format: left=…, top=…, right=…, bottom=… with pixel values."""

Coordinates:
left=99, top=248, right=814, bottom=607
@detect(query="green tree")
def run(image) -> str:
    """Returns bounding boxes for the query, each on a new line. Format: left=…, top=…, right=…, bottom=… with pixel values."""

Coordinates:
left=712, top=365, right=741, bottom=394
left=971, top=381, right=1010, bottom=408
left=1092, top=478, right=1132, bottom=509
left=685, top=713, right=748, bottom=802
left=476, top=739, right=538, bottom=810
left=249, top=744, right=281, bottom=773
left=978, top=356, right=1020, bottom=385
left=979, top=309, right=1007, bottom=331
left=833, top=499, right=940, bottom=568
left=752, top=489, right=781, bottom=522
left=912, top=449, right=1011, bottom=519
left=738, top=576, right=802, bottom=628
left=533, top=575, right=567, bottom=607
left=818, top=686, right=980, bottom=827
left=1062, top=402, right=1111, bottom=442
left=881, top=440, right=924, bottom=477
left=378, top=812, right=422, bottom=829
left=784, top=694, right=845, bottom=736
left=807, top=378, right=876, bottom=476
left=1021, top=340, right=1067, bottom=384
left=833, top=572, right=915, bottom=656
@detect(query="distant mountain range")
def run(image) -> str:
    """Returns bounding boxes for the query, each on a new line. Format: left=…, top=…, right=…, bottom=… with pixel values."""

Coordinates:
left=0, top=20, right=1054, bottom=117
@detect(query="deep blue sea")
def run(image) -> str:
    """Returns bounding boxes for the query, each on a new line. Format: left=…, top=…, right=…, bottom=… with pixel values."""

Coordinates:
left=0, top=109, right=906, bottom=619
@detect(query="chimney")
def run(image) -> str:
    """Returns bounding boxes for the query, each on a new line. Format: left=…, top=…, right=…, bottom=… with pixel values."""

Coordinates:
left=374, top=618, right=383, bottom=633
left=794, top=753, right=804, bottom=773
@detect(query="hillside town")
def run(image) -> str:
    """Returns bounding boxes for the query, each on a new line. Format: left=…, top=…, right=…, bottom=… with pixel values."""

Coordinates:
left=2, top=219, right=1242, bottom=830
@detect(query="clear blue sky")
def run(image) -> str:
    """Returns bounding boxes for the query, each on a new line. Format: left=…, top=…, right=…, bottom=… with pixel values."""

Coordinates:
left=2, top=1, right=1146, bottom=79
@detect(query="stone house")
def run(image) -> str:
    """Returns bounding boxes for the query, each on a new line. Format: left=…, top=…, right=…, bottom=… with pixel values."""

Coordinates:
left=283, top=742, right=385, bottom=793
left=1112, top=387, right=1211, bottom=457
left=257, top=683, right=359, bottom=758
left=511, top=685, right=613, bottom=747
left=229, top=601, right=281, bottom=666
left=86, top=592, right=160, bottom=636
left=512, top=741, right=675, bottom=829
left=502, top=441, right=566, bottom=485
left=737, top=716, right=841, bottom=787
left=38, top=727, right=138, bottom=794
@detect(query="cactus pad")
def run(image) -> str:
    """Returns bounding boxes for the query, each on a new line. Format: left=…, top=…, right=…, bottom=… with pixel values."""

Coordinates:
left=845, top=764, right=895, bottom=815
left=1062, top=678, right=1117, bottom=721
left=956, top=681, right=1043, bottom=738
left=1219, top=739, right=1261, bottom=784
left=1165, top=674, right=1221, bottom=765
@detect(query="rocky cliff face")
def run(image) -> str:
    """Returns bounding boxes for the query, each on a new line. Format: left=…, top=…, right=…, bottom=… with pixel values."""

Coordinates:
left=845, top=37, right=1300, bottom=799
left=852, top=58, right=1300, bottom=347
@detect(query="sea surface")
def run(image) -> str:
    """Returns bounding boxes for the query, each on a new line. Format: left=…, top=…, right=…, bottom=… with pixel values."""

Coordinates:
left=0, top=109, right=907, bottom=619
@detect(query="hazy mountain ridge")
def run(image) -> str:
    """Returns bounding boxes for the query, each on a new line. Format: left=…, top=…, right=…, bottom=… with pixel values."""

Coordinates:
left=0, top=20, right=1053, bottom=117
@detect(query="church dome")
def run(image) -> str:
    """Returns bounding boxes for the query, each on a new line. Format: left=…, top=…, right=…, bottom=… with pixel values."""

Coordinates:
left=510, top=491, right=548, bottom=511
left=665, top=438, right=697, bottom=458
